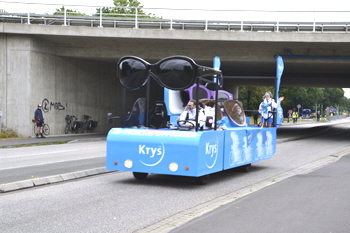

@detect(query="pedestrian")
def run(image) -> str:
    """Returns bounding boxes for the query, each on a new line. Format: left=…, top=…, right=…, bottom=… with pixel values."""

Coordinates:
left=34, top=104, right=46, bottom=138
left=316, top=111, right=320, bottom=122
left=292, top=111, right=298, bottom=123
left=258, top=91, right=284, bottom=128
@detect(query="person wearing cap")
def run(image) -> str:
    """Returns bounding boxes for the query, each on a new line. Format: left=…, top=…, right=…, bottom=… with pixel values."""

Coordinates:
left=258, top=91, right=284, bottom=127
left=34, top=104, right=45, bottom=138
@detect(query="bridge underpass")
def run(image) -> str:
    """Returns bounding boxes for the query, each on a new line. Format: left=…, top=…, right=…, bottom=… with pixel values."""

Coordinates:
left=30, top=30, right=350, bottom=88
left=1, top=23, right=350, bottom=136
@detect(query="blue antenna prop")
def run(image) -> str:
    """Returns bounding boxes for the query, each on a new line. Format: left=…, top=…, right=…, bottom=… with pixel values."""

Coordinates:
left=213, top=56, right=221, bottom=85
left=275, top=56, right=284, bottom=126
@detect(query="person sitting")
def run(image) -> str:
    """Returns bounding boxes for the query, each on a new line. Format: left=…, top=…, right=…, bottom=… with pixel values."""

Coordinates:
left=177, top=100, right=205, bottom=130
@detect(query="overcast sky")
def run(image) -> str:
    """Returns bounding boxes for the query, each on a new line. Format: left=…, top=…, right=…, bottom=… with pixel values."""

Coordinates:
left=2, top=0, right=350, bottom=97
left=2, top=0, right=350, bottom=14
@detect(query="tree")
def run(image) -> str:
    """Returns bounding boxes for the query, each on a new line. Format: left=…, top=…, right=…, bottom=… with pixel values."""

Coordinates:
left=95, top=0, right=160, bottom=18
left=54, top=6, right=87, bottom=16
left=323, top=88, right=344, bottom=108
left=238, top=86, right=348, bottom=117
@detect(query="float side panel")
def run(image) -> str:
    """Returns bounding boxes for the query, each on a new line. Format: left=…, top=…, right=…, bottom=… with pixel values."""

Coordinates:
left=223, top=127, right=276, bottom=170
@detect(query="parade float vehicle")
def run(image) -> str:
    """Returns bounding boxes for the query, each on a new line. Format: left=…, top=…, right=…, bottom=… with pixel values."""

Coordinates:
left=106, top=55, right=284, bottom=184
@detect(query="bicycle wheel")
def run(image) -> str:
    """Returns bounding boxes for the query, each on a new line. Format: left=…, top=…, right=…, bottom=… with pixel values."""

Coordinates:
left=43, top=124, right=50, bottom=136
left=89, top=123, right=96, bottom=133
left=73, top=122, right=80, bottom=133
left=87, top=121, right=92, bottom=133
left=82, top=121, right=88, bottom=133
left=34, top=124, right=37, bottom=135
left=65, top=123, right=70, bottom=134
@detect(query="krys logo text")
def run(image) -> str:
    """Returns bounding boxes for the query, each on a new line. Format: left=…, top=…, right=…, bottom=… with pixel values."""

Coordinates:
left=205, top=138, right=219, bottom=169
left=138, top=143, right=165, bottom=166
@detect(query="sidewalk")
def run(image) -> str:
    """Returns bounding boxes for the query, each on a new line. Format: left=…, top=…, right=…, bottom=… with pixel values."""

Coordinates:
left=0, top=133, right=107, bottom=147
left=171, top=153, right=350, bottom=233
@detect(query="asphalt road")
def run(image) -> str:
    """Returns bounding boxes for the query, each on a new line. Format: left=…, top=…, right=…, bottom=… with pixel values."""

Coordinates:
left=1, top=120, right=350, bottom=233
left=0, top=140, right=106, bottom=184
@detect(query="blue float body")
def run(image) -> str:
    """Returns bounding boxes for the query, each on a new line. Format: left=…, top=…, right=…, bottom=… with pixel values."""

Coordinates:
left=106, top=125, right=276, bottom=177
left=106, top=56, right=283, bottom=178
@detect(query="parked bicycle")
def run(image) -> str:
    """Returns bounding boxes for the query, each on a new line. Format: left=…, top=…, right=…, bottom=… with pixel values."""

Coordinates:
left=32, top=118, right=50, bottom=136
left=65, top=115, right=84, bottom=134
left=82, top=115, right=98, bottom=133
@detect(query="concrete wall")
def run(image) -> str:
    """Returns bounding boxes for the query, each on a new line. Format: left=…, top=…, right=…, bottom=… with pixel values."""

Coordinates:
left=0, top=34, right=6, bottom=119
left=1, top=34, right=122, bottom=136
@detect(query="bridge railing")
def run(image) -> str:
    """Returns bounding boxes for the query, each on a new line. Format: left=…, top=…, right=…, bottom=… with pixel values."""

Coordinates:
left=0, top=1, right=350, bottom=32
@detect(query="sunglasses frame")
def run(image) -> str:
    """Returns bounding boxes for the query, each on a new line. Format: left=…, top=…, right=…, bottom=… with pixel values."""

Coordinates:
left=117, top=55, right=222, bottom=91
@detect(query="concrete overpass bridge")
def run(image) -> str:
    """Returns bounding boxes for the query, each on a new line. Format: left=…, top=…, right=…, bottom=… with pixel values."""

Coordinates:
left=1, top=12, right=350, bottom=136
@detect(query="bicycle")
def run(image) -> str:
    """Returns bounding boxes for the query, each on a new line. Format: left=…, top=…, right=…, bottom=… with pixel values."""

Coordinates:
left=65, top=115, right=84, bottom=134
left=32, top=119, right=50, bottom=136
left=82, top=115, right=98, bottom=133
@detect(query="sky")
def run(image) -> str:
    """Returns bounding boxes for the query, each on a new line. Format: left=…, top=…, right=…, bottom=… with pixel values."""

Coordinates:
left=1, top=0, right=350, bottom=97
left=2, top=0, right=350, bottom=15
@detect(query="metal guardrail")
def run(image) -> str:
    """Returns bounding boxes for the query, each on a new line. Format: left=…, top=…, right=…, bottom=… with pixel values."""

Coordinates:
left=329, top=115, right=348, bottom=121
left=0, top=2, right=350, bottom=32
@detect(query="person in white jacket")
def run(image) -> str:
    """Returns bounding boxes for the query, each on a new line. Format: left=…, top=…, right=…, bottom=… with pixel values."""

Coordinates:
left=178, top=99, right=205, bottom=129
left=258, top=91, right=284, bottom=127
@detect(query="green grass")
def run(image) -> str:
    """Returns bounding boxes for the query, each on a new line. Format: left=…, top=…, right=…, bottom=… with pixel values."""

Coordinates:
left=0, top=140, right=68, bottom=149
left=0, top=129, right=24, bottom=140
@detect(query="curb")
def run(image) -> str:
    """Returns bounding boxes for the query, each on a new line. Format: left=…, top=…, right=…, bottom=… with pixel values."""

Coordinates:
left=67, top=137, right=105, bottom=144
left=0, top=167, right=114, bottom=193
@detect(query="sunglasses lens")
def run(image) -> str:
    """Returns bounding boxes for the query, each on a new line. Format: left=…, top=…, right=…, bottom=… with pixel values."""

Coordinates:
left=156, top=59, right=195, bottom=89
left=118, top=58, right=149, bottom=89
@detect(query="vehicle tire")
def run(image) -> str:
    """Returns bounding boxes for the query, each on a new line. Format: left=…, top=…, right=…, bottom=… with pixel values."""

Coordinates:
left=133, top=172, right=148, bottom=180
left=196, top=175, right=210, bottom=185
left=43, top=124, right=50, bottom=136
left=239, top=163, right=251, bottom=172
left=65, top=123, right=70, bottom=134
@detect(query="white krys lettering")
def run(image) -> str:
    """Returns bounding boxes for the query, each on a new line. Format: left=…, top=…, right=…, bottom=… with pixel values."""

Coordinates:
left=139, top=145, right=163, bottom=158
left=139, top=145, right=146, bottom=154
left=206, top=142, right=218, bottom=157
left=150, top=147, right=157, bottom=158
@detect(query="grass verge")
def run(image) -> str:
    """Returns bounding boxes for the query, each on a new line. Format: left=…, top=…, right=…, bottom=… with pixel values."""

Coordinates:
left=0, top=129, right=26, bottom=140
left=0, top=140, right=68, bottom=148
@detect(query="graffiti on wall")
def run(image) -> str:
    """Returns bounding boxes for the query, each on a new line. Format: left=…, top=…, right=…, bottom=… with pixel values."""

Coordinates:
left=42, top=98, right=67, bottom=113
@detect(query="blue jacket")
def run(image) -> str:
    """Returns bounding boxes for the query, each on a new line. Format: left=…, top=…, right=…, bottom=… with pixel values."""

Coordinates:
left=34, top=109, right=44, bottom=123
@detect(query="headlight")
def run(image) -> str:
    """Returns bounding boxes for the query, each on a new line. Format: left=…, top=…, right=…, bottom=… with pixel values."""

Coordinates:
left=169, top=162, right=178, bottom=172
left=124, top=159, right=133, bottom=168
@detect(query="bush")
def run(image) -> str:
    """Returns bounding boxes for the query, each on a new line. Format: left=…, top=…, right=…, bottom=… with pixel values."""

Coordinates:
left=0, top=129, right=20, bottom=139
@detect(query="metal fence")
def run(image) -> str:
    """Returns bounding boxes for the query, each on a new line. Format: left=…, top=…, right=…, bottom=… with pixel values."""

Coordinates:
left=1, top=1, right=350, bottom=32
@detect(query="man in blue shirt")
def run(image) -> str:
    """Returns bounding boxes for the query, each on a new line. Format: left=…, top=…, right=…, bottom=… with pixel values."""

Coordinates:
left=34, top=104, right=45, bottom=138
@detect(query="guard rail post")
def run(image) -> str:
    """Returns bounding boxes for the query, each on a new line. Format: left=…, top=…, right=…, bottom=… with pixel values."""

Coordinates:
left=135, top=7, right=138, bottom=29
left=99, top=7, right=103, bottom=28
left=0, top=110, right=3, bottom=132
left=63, top=7, right=67, bottom=26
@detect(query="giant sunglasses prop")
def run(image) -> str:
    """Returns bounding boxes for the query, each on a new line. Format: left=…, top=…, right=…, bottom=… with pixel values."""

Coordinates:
left=118, top=56, right=222, bottom=90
